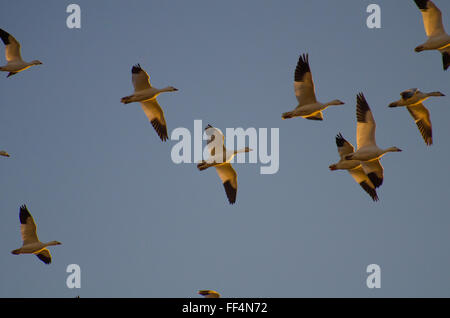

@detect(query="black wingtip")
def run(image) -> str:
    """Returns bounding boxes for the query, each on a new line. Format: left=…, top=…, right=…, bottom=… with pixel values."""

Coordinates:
left=36, top=253, right=51, bottom=265
left=0, top=28, right=11, bottom=45
left=367, top=172, right=383, bottom=188
left=223, top=181, right=237, bottom=205
left=19, top=205, right=31, bottom=224
left=443, top=52, right=449, bottom=71
left=414, top=0, right=429, bottom=10
left=359, top=181, right=379, bottom=202
left=131, top=64, right=142, bottom=74
left=356, top=93, right=371, bottom=123
left=294, top=53, right=311, bottom=82
left=150, top=119, right=168, bottom=142
left=335, top=133, right=345, bottom=147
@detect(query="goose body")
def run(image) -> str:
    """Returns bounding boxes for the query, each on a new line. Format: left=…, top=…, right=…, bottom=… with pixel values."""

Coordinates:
left=329, top=133, right=379, bottom=201
left=197, top=125, right=252, bottom=205
left=413, top=0, right=450, bottom=70
left=281, top=54, right=344, bottom=120
left=0, top=28, right=42, bottom=77
left=11, top=205, right=61, bottom=264
left=344, top=93, right=402, bottom=187
left=389, top=88, right=445, bottom=145
left=0, top=150, right=10, bottom=157
left=121, top=64, right=178, bottom=141
left=198, top=290, right=221, bottom=298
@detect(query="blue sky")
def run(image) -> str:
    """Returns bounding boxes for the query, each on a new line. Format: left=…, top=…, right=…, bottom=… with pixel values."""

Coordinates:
left=0, top=0, right=449, bottom=297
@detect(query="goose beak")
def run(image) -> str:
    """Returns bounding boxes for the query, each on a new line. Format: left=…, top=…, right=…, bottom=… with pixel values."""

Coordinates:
left=388, top=102, right=397, bottom=108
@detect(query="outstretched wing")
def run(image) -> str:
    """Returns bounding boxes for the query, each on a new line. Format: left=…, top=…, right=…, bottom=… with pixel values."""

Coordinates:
left=0, top=28, right=22, bottom=62
left=19, top=205, right=39, bottom=245
left=356, top=93, right=377, bottom=149
left=131, top=64, right=152, bottom=92
left=400, top=88, right=418, bottom=101
left=294, top=54, right=317, bottom=107
left=407, top=104, right=433, bottom=145
left=140, top=99, right=168, bottom=142
left=215, top=163, right=237, bottom=205
left=414, top=0, right=446, bottom=37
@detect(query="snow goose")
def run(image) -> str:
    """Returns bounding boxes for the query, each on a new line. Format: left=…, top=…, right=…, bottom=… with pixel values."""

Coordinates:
left=282, top=54, right=344, bottom=120
left=329, top=133, right=379, bottom=201
left=389, top=88, right=445, bottom=145
left=413, top=0, right=450, bottom=70
left=0, top=150, right=10, bottom=157
left=0, top=28, right=42, bottom=77
left=198, top=290, right=221, bottom=298
left=344, top=93, right=402, bottom=187
left=197, top=125, right=252, bottom=204
left=121, top=64, right=178, bottom=141
left=11, top=205, right=61, bottom=264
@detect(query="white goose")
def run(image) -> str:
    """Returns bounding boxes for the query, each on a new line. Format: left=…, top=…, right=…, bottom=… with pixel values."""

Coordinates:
left=0, top=28, right=42, bottom=77
left=282, top=54, right=344, bottom=120
left=11, top=205, right=61, bottom=264
left=121, top=64, right=178, bottom=141
left=0, top=150, right=10, bottom=157
left=329, top=133, right=379, bottom=201
left=197, top=125, right=252, bottom=205
left=413, top=0, right=450, bottom=71
left=198, top=290, right=221, bottom=298
left=344, top=93, right=402, bottom=188
left=389, top=88, right=445, bottom=145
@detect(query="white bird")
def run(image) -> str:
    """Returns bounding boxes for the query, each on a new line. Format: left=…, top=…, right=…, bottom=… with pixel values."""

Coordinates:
left=197, top=125, right=252, bottom=205
left=389, top=88, right=445, bottom=145
left=282, top=54, right=344, bottom=120
left=329, top=133, right=379, bottom=201
left=121, top=64, right=178, bottom=141
left=413, top=0, right=450, bottom=71
left=0, top=28, right=42, bottom=78
left=11, top=205, right=61, bottom=264
left=198, top=290, right=221, bottom=298
left=344, top=93, right=402, bottom=187
left=0, top=150, right=10, bottom=157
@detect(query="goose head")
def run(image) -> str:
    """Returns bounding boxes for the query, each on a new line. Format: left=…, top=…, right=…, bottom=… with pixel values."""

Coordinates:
left=386, top=146, right=402, bottom=153
left=328, top=99, right=345, bottom=106
left=31, top=60, right=43, bottom=65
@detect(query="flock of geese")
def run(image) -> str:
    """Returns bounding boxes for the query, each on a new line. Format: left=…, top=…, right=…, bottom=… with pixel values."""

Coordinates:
left=0, top=0, right=448, bottom=298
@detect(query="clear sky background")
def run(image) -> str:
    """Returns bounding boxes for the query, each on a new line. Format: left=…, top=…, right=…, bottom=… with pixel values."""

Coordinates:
left=0, top=0, right=449, bottom=298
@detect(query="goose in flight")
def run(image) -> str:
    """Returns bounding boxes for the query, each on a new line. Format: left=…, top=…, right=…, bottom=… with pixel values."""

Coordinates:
left=121, top=64, right=178, bottom=141
left=389, top=88, right=445, bottom=145
left=0, top=28, right=42, bottom=78
left=11, top=205, right=61, bottom=264
left=344, top=93, right=402, bottom=187
left=329, top=133, right=379, bottom=201
left=197, top=125, right=252, bottom=204
left=0, top=150, right=10, bottom=157
left=281, top=54, right=344, bottom=120
left=413, top=0, right=450, bottom=70
left=198, top=290, right=221, bottom=298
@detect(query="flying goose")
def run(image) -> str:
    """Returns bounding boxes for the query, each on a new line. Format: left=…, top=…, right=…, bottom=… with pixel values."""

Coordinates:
left=0, top=150, right=10, bottom=157
left=11, top=205, right=61, bottom=264
left=197, top=125, right=252, bottom=204
left=198, top=290, right=221, bottom=298
left=0, top=28, right=42, bottom=77
left=389, top=88, right=445, bottom=145
left=121, top=64, right=178, bottom=141
left=281, top=54, right=344, bottom=120
left=413, top=0, right=450, bottom=70
left=344, top=93, right=402, bottom=187
left=329, top=133, right=379, bottom=201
